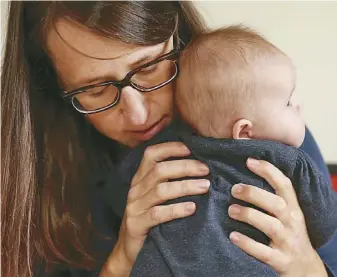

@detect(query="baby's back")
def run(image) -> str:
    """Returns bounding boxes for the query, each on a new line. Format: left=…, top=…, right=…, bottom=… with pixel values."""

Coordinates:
left=106, top=122, right=337, bottom=277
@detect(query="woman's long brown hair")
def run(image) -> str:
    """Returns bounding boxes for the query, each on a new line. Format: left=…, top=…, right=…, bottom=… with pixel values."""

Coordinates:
left=1, top=1, right=207, bottom=277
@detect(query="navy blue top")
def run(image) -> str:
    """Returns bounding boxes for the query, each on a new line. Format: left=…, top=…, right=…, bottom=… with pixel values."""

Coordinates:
left=55, top=128, right=337, bottom=277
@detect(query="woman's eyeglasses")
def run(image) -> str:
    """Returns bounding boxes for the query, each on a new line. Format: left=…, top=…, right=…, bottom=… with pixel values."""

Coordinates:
left=62, top=49, right=180, bottom=114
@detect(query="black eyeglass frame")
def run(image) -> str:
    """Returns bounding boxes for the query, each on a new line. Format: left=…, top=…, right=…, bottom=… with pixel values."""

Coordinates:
left=62, top=48, right=180, bottom=114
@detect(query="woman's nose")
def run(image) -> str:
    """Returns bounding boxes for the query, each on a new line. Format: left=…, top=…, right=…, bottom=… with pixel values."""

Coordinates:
left=119, top=86, right=149, bottom=125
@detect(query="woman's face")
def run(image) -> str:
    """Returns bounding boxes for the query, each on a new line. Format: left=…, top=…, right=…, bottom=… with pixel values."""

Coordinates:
left=46, top=19, right=175, bottom=147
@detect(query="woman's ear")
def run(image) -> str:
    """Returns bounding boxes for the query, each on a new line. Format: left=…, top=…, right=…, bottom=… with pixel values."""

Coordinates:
left=232, top=119, right=253, bottom=139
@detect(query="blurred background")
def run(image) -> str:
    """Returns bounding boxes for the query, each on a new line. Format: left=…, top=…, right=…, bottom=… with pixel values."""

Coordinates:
left=1, top=1, right=337, bottom=184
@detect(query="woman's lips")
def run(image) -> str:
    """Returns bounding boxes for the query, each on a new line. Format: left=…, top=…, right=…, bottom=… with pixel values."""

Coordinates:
left=131, top=116, right=169, bottom=141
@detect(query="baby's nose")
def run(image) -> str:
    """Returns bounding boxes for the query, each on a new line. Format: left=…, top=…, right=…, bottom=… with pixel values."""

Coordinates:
left=292, top=99, right=301, bottom=113
left=290, top=95, right=301, bottom=113
left=295, top=103, right=301, bottom=113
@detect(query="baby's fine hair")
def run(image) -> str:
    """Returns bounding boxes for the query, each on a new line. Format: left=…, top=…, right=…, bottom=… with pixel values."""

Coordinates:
left=176, top=25, right=289, bottom=137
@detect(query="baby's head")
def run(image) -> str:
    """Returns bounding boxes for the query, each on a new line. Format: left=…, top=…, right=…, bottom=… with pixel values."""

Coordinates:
left=176, top=26, right=305, bottom=147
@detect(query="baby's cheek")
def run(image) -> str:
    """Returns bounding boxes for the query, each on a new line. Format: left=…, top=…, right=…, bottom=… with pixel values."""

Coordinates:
left=279, top=111, right=302, bottom=147
left=298, top=120, right=306, bottom=147
left=291, top=115, right=306, bottom=148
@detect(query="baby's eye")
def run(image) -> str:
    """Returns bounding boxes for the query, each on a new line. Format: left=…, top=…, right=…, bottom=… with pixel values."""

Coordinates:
left=287, top=101, right=292, bottom=107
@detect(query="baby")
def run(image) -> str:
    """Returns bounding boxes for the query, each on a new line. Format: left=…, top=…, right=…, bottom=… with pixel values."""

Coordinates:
left=176, top=26, right=304, bottom=148
left=105, top=26, right=337, bottom=277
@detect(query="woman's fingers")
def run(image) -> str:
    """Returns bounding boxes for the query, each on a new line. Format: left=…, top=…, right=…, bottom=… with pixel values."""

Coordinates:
left=229, top=159, right=323, bottom=276
left=246, top=158, right=299, bottom=209
left=229, top=231, right=286, bottom=272
left=231, top=184, right=290, bottom=223
left=132, top=142, right=191, bottom=185
left=130, top=179, right=210, bottom=212
left=118, top=143, right=209, bottom=269
left=129, top=159, right=209, bottom=199
left=228, top=204, right=286, bottom=245
left=130, top=202, right=196, bottom=236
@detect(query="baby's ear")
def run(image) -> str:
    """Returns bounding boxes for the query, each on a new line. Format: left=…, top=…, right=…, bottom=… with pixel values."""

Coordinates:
left=232, top=119, right=253, bottom=139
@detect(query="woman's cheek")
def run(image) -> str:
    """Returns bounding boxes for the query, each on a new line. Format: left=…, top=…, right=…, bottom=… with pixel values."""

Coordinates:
left=153, top=84, right=175, bottom=116
left=85, top=110, right=122, bottom=140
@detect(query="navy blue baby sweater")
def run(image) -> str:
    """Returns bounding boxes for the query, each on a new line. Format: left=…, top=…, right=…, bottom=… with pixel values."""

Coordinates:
left=104, top=122, right=337, bottom=277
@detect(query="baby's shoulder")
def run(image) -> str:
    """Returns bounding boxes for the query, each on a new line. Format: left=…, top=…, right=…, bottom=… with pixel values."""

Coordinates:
left=247, top=140, right=324, bottom=182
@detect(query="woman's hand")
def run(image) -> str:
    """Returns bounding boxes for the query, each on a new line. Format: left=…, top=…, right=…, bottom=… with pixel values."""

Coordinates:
left=228, top=158, right=328, bottom=277
left=101, top=142, right=210, bottom=277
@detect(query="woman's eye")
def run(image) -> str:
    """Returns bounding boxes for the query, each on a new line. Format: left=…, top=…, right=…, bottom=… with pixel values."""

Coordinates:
left=287, top=101, right=292, bottom=106
left=88, top=87, right=107, bottom=98
left=139, top=64, right=158, bottom=74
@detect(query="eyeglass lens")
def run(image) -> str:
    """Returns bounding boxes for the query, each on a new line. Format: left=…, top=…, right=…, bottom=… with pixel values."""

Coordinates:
left=73, top=59, right=177, bottom=112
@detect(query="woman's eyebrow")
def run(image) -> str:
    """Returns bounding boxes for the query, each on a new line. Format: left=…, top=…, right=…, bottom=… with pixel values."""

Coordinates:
left=132, top=54, right=153, bottom=68
left=70, top=56, right=153, bottom=89
left=72, top=46, right=166, bottom=89
left=130, top=47, right=166, bottom=69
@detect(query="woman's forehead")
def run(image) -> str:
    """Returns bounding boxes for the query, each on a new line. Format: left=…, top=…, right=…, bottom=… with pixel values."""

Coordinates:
left=47, top=18, right=142, bottom=60
left=45, top=18, right=171, bottom=89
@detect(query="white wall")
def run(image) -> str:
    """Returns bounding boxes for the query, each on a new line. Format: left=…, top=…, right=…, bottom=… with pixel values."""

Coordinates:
left=1, top=2, right=336, bottom=162
left=194, top=1, right=337, bottom=163
left=1, top=1, right=8, bottom=54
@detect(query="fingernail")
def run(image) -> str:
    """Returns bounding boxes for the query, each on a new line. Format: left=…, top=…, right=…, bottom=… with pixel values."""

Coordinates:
left=185, top=203, right=196, bottom=213
left=247, top=158, right=260, bottom=167
left=183, top=146, right=191, bottom=153
left=200, top=165, right=209, bottom=173
left=230, top=232, right=240, bottom=243
left=232, top=184, right=244, bottom=194
left=198, top=180, right=210, bottom=189
left=228, top=205, right=241, bottom=216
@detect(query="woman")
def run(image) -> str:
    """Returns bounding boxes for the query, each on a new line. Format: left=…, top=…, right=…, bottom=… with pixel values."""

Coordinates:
left=1, top=2, right=336, bottom=277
